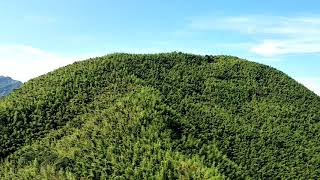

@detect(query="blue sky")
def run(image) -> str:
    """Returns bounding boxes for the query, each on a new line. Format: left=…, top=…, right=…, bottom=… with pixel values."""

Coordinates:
left=0, top=0, right=320, bottom=95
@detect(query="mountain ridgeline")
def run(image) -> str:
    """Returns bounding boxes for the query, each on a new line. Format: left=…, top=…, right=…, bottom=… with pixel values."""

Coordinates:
left=0, top=76, right=22, bottom=97
left=0, top=53, right=319, bottom=179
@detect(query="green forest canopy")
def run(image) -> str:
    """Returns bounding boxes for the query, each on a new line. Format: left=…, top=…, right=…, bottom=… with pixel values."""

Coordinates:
left=0, top=52, right=319, bottom=179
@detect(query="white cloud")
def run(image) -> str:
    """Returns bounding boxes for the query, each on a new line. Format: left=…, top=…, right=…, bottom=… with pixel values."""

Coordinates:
left=296, top=77, right=320, bottom=96
left=189, top=15, right=320, bottom=36
left=189, top=15, right=320, bottom=57
left=0, top=45, right=92, bottom=82
left=250, top=41, right=284, bottom=57
left=250, top=39, right=320, bottom=56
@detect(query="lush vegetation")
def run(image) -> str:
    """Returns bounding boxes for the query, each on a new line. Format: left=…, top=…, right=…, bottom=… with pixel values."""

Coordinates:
left=0, top=76, right=22, bottom=97
left=0, top=52, right=319, bottom=179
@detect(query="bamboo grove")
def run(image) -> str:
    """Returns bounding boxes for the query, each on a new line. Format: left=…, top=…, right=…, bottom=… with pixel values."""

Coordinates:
left=0, top=52, right=319, bottom=179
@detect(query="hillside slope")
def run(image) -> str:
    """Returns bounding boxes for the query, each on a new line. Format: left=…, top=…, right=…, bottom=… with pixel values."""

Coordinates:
left=0, top=53, right=319, bottom=179
left=0, top=76, right=22, bottom=97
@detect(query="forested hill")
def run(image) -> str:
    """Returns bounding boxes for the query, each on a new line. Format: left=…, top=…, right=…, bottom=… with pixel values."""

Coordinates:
left=0, top=76, right=22, bottom=97
left=0, top=52, right=319, bottom=179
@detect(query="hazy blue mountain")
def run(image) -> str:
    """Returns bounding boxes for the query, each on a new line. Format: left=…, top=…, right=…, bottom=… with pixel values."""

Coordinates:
left=0, top=76, right=22, bottom=97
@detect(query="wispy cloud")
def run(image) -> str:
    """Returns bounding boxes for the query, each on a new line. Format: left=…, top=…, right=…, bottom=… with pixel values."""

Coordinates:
left=0, top=45, right=97, bottom=82
left=188, top=15, right=320, bottom=57
left=250, top=39, right=320, bottom=56
left=189, top=15, right=320, bottom=36
left=296, top=77, right=320, bottom=96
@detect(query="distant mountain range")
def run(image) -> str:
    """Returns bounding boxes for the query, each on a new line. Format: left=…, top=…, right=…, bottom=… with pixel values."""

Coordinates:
left=0, top=76, right=22, bottom=97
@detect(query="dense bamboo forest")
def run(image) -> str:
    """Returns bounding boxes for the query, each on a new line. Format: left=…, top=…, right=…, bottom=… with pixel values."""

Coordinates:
left=0, top=52, right=319, bottom=179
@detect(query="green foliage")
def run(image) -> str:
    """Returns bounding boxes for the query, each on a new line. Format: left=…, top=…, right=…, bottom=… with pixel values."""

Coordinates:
left=0, top=52, right=319, bottom=179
